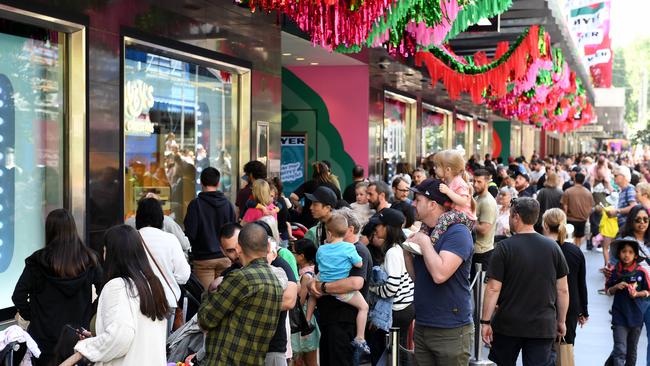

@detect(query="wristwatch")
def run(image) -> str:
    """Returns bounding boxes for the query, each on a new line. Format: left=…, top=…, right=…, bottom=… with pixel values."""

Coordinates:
left=479, top=319, right=491, bottom=325
left=321, top=282, right=328, bottom=294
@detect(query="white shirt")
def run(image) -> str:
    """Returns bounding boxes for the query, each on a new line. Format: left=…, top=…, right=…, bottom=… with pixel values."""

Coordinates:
left=125, top=216, right=191, bottom=254
left=75, top=278, right=167, bottom=365
left=139, top=227, right=191, bottom=308
left=370, top=245, right=414, bottom=311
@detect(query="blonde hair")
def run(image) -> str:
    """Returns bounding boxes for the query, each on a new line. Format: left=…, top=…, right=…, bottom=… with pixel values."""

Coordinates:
left=433, top=149, right=475, bottom=212
left=637, top=182, right=650, bottom=198
left=433, top=149, right=466, bottom=177
left=326, top=213, right=349, bottom=238
left=252, top=179, right=273, bottom=206
left=544, top=172, right=562, bottom=189
left=542, top=208, right=567, bottom=243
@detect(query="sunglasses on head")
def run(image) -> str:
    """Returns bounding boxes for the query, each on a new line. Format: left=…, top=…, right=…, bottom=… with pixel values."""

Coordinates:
left=635, top=217, right=650, bottom=224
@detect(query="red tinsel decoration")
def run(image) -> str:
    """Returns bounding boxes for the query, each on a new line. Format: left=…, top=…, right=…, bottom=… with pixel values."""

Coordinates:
left=415, top=26, right=541, bottom=103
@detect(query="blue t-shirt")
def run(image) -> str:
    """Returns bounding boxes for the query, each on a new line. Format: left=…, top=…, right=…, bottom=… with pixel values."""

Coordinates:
left=413, top=224, right=474, bottom=328
left=316, top=241, right=363, bottom=283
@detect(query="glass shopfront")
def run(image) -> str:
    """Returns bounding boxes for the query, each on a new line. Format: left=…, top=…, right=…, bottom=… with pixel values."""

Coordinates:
left=382, top=91, right=416, bottom=182
left=123, top=39, right=249, bottom=225
left=0, top=17, right=81, bottom=310
left=473, top=120, right=489, bottom=158
left=454, top=115, right=472, bottom=157
left=421, top=104, right=448, bottom=157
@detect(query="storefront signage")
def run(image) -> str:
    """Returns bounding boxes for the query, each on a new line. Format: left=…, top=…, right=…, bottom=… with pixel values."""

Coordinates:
left=576, top=124, right=604, bottom=133
left=125, top=79, right=155, bottom=136
left=281, top=134, right=306, bottom=197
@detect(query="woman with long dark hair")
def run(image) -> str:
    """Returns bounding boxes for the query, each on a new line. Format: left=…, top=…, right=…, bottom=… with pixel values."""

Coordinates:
left=618, top=205, right=650, bottom=366
left=368, top=208, right=415, bottom=366
left=12, top=209, right=102, bottom=366
left=65, top=225, right=170, bottom=365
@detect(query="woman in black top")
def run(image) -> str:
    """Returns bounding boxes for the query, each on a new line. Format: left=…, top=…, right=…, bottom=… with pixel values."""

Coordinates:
left=12, top=209, right=103, bottom=365
left=290, top=161, right=341, bottom=227
left=542, top=208, right=588, bottom=346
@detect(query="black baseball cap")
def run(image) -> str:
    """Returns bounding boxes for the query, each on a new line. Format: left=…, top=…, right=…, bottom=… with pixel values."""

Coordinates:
left=409, top=178, right=452, bottom=207
left=571, top=166, right=582, bottom=173
left=305, top=186, right=337, bottom=207
left=513, top=171, right=530, bottom=181
left=369, top=208, right=406, bottom=228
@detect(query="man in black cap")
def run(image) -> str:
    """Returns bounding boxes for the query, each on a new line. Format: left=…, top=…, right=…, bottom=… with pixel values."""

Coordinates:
left=514, top=171, right=536, bottom=198
left=304, top=186, right=338, bottom=246
left=404, top=178, right=474, bottom=366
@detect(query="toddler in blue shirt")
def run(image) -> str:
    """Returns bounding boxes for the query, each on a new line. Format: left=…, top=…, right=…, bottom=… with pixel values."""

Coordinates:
left=306, top=213, right=370, bottom=354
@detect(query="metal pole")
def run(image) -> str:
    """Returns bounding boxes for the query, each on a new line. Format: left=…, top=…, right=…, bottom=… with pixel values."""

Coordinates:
left=388, top=327, right=399, bottom=366
left=470, top=264, right=495, bottom=366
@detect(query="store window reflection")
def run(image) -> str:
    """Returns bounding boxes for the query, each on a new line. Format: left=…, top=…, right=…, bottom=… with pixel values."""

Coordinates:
left=383, top=93, right=415, bottom=182
left=124, top=42, right=239, bottom=226
left=454, top=117, right=469, bottom=155
left=0, top=20, right=64, bottom=308
left=421, top=107, right=447, bottom=156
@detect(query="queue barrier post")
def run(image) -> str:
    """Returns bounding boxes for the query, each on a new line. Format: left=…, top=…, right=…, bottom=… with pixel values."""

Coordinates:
left=470, top=263, right=496, bottom=366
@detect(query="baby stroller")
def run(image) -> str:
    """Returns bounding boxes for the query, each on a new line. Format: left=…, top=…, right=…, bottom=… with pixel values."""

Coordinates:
left=181, top=273, right=205, bottom=322
left=0, top=326, right=39, bottom=366
left=0, top=342, right=26, bottom=366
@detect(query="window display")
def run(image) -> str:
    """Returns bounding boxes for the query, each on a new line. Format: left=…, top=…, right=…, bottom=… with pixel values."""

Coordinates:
left=421, top=106, right=447, bottom=156
left=454, top=116, right=470, bottom=155
left=383, top=93, right=415, bottom=182
left=0, top=20, right=65, bottom=309
left=123, top=41, right=241, bottom=226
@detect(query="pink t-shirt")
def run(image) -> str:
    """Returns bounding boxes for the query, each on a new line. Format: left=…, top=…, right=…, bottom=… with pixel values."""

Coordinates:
left=448, top=175, right=476, bottom=220
left=242, top=203, right=278, bottom=222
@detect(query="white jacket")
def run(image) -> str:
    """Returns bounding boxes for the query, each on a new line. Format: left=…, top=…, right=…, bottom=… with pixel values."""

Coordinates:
left=75, top=278, right=166, bottom=365
left=139, top=227, right=191, bottom=308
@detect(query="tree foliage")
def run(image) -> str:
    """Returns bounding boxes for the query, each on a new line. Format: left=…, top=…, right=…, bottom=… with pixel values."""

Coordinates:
left=613, top=38, right=650, bottom=127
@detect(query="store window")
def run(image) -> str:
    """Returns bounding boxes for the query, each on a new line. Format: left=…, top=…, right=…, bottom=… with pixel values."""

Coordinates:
left=383, top=92, right=415, bottom=182
left=511, top=124, right=522, bottom=158
left=123, top=39, right=246, bottom=225
left=0, top=19, right=68, bottom=309
left=473, top=120, right=488, bottom=158
left=421, top=105, right=447, bottom=156
left=454, top=115, right=471, bottom=156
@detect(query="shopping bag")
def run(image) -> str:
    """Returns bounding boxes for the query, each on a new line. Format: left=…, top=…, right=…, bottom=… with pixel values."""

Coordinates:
left=555, top=338, right=575, bottom=366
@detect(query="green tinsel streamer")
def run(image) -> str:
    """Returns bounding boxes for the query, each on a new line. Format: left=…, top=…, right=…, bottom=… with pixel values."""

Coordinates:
left=443, top=0, right=513, bottom=42
left=428, top=26, right=538, bottom=75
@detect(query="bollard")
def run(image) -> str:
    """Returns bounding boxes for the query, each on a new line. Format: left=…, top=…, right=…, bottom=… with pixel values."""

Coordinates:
left=470, top=263, right=496, bottom=366
left=388, top=327, right=400, bottom=366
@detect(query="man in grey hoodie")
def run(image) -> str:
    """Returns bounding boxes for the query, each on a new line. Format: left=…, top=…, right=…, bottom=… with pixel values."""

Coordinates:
left=184, top=167, right=237, bottom=290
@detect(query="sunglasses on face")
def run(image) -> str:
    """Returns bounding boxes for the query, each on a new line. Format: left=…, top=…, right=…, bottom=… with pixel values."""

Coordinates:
left=635, top=217, right=650, bottom=224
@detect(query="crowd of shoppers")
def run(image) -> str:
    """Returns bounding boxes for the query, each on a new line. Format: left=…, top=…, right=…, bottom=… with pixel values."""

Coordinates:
left=16, top=149, right=650, bottom=366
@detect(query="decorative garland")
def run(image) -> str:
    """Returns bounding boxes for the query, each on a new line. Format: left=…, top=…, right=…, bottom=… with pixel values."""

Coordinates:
left=415, top=25, right=543, bottom=103
left=416, top=25, right=593, bottom=131
left=241, top=0, right=397, bottom=50
left=443, top=0, right=513, bottom=42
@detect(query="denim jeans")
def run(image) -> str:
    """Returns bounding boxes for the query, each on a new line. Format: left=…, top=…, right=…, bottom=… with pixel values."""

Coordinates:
left=610, top=325, right=642, bottom=366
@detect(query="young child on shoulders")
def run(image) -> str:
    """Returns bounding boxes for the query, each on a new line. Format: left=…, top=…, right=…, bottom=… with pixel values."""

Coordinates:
left=421, top=149, right=476, bottom=246
left=606, top=239, right=650, bottom=366
left=305, top=213, right=370, bottom=354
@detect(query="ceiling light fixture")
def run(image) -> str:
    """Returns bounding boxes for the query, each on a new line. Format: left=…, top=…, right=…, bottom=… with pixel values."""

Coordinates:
left=296, top=57, right=305, bottom=61
left=310, top=62, right=319, bottom=65
left=282, top=53, right=292, bottom=56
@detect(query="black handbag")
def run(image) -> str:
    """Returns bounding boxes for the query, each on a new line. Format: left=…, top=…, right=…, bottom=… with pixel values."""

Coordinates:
left=288, top=298, right=310, bottom=334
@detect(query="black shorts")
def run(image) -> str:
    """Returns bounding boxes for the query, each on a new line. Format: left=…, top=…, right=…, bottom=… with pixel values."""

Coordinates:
left=568, top=220, right=587, bottom=238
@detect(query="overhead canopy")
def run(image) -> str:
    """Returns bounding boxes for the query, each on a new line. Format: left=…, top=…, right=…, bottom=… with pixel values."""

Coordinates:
left=447, top=0, right=595, bottom=102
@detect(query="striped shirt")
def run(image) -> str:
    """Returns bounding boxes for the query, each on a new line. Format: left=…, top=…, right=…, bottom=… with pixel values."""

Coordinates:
left=372, top=245, right=414, bottom=311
